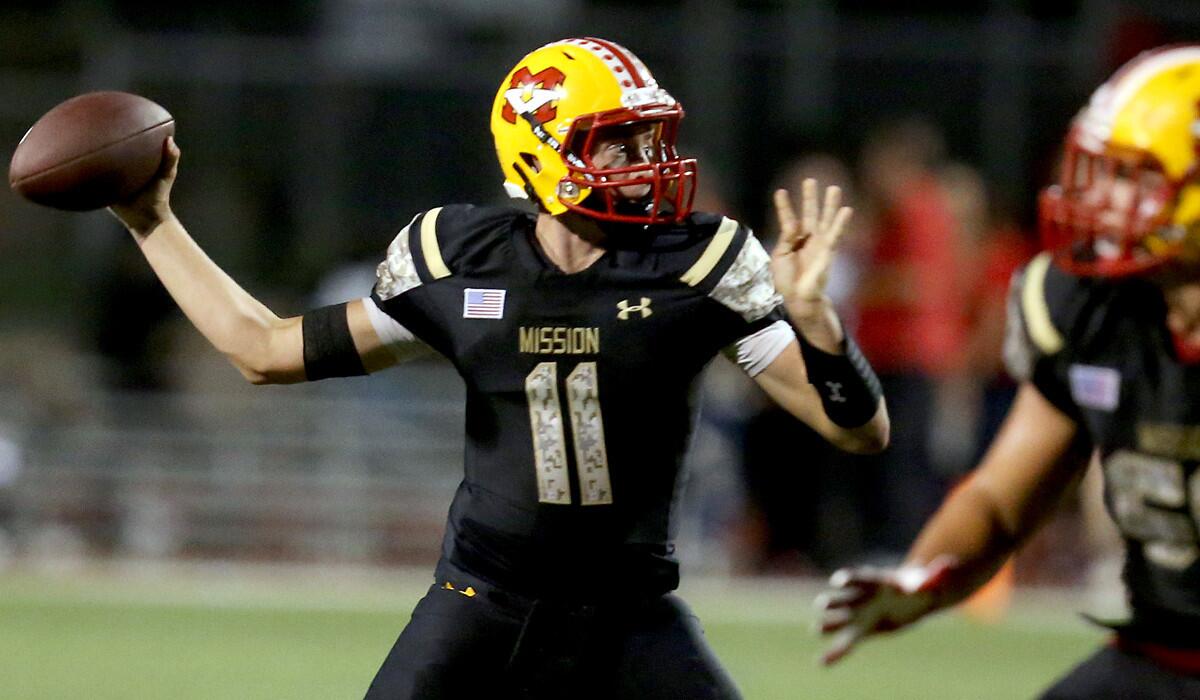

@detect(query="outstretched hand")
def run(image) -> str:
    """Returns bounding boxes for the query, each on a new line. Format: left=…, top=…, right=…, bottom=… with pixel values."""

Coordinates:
left=815, top=555, right=957, bottom=666
left=770, top=178, right=853, bottom=306
left=108, top=136, right=181, bottom=238
left=771, top=178, right=854, bottom=352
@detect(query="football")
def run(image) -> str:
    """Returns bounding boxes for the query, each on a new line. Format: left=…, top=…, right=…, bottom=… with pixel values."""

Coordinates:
left=8, top=91, right=174, bottom=211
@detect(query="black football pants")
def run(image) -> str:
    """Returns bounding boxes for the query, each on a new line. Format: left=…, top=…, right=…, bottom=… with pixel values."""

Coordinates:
left=363, top=572, right=742, bottom=699
left=1039, top=644, right=1200, bottom=699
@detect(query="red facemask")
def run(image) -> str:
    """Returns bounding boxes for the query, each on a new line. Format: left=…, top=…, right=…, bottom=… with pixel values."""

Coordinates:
left=1040, top=130, right=1190, bottom=277
left=557, top=106, right=698, bottom=225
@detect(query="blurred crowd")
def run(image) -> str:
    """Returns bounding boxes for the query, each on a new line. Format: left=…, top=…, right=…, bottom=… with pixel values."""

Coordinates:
left=706, top=117, right=1063, bottom=577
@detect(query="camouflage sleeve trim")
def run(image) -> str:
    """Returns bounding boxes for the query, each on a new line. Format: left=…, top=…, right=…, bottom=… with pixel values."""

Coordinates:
left=708, top=229, right=784, bottom=323
left=1020, top=252, right=1065, bottom=355
left=375, top=207, right=453, bottom=302
left=374, top=213, right=423, bottom=301
left=680, top=216, right=738, bottom=287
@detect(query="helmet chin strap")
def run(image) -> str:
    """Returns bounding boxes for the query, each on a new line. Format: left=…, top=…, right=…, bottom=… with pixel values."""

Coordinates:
left=612, top=194, right=657, bottom=216
left=580, top=188, right=673, bottom=226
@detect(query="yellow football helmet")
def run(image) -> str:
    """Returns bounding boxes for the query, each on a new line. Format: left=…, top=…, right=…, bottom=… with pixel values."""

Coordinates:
left=491, top=37, right=697, bottom=225
left=1041, top=44, right=1200, bottom=276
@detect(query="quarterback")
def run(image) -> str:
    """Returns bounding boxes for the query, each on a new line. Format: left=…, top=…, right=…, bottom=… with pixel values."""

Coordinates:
left=108, top=38, right=888, bottom=698
left=818, top=45, right=1200, bottom=699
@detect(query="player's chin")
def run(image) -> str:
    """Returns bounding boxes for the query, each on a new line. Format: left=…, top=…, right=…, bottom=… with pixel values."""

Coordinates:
left=616, top=183, right=652, bottom=200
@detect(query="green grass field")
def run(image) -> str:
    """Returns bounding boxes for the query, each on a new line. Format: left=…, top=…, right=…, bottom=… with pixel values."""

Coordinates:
left=0, top=564, right=1104, bottom=699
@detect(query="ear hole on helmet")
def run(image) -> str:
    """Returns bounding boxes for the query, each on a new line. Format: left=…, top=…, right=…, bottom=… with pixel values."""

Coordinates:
left=512, top=161, right=543, bottom=208
left=520, top=153, right=543, bottom=173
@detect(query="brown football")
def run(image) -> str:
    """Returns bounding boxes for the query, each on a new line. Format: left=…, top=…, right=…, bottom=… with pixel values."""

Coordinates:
left=9, top=91, right=174, bottom=211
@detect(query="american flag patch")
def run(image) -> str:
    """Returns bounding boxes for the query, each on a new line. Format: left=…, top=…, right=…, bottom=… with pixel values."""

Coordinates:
left=1068, top=364, right=1120, bottom=412
left=463, top=288, right=506, bottom=319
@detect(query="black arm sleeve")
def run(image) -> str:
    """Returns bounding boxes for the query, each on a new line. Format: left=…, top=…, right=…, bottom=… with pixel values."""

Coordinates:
left=795, top=329, right=883, bottom=428
left=302, top=303, right=367, bottom=381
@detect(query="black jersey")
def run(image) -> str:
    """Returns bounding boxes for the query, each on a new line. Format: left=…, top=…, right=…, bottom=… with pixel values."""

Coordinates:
left=370, top=204, right=785, bottom=598
left=1006, top=252, right=1200, bottom=644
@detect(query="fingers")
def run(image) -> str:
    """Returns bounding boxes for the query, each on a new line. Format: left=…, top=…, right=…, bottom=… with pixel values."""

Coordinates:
left=817, top=581, right=889, bottom=666
left=829, top=204, right=853, bottom=242
left=817, top=605, right=853, bottom=634
left=802, top=178, right=818, bottom=240
left=830, top=566, right=897, bottom=588
left=816, top=582, right=876, bottom=611
left=819, top=185, right=840, bottom=235
left=161, top=136, right=181, bottom=179
left=796, top=180, right=854, bottom=244
left=774, top=181, right=854, bottom=297
left=821, top=622, right=867, bottom=666
left=816, top=569, right=882, bottom=638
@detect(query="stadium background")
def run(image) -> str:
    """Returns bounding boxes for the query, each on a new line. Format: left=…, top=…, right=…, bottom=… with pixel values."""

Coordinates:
left=0, top=1, right=1198, bottom=698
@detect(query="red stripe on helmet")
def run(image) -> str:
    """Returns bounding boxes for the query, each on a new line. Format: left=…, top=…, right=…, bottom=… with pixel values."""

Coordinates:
left=581, top=37, right=647, bottom=89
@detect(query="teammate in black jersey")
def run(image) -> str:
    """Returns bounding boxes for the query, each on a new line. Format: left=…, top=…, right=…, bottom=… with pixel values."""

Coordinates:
left=817, top=45, right=1200, bottom=699
left=107, top=37, right=888, bottom=699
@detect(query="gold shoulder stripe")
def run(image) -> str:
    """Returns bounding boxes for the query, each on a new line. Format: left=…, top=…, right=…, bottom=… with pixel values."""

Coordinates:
left=680, top=217, right=739, bottom=287
left=1021, top=252, right=1064, bottom=355
left=420, top=207, right=452, bottom=280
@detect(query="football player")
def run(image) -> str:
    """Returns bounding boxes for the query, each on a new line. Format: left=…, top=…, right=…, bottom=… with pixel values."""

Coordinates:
left=108, top=38, right=888, bottom=699
left=817, top=45, right=1200, bottom=699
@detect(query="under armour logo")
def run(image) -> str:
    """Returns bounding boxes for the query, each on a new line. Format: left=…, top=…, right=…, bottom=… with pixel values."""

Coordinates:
left=617, top=298, right=653, bottom=320
left=825, top=381, right=846, bottom=403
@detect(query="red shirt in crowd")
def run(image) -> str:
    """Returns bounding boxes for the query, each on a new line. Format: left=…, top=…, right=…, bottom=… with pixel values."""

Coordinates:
left=855, top=176, right=966, bottom=377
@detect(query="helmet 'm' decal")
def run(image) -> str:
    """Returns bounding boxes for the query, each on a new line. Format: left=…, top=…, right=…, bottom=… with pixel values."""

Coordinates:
left=502, top=67, right=566, bottom=125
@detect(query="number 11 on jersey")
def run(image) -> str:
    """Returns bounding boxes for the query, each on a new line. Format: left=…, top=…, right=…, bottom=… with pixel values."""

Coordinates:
left=525, top=361, right=613, bottom=505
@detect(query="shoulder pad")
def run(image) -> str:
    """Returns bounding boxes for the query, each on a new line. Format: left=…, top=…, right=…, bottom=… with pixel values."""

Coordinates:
left=678, top=215, right=741, bottom=287
left=1003, top=252, right=1100, bottom=379
left=678, top=216, right=782, bottom=322
left=432, top=203, right=531, bottom=272
left=374, top=204, right=530, bottom=300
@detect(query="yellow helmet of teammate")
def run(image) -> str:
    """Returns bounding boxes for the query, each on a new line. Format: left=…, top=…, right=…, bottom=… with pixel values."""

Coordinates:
left=490, top=37, right=697, bottom=225
left=1041, top=44, right=1200, bottom=276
